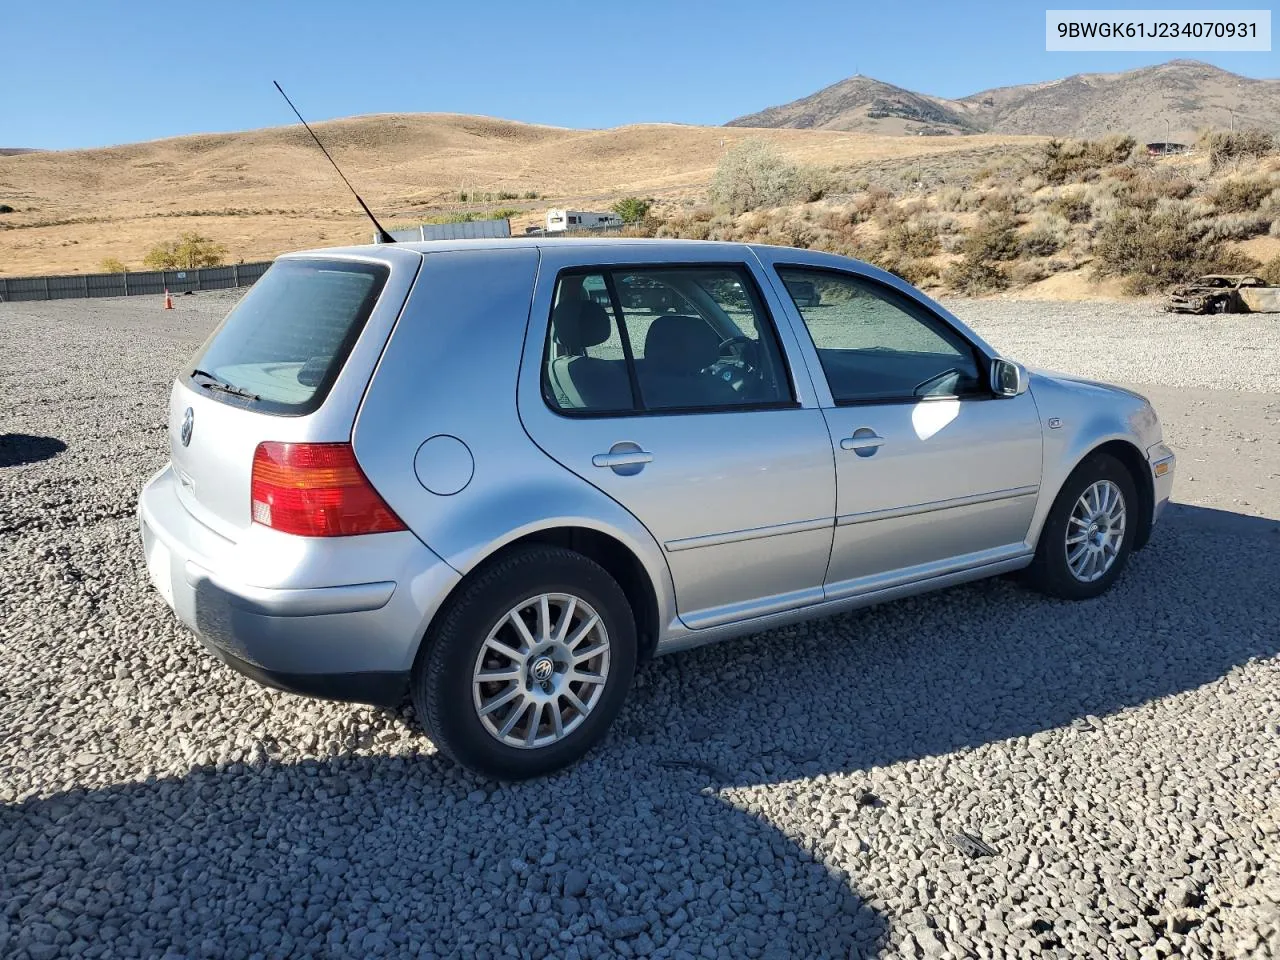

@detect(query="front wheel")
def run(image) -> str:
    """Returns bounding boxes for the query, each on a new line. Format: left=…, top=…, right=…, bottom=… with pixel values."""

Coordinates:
left=1023, top=452, right=1138, bottom=600
left=412, top=546, right=637, bottom=779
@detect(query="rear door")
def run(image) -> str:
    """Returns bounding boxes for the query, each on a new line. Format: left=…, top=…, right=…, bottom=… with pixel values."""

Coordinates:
left=519, top=245, right=836, bottom=630
left=766, top=262, right=1043, bottom=598
left=167, top=250, right=418, bottom=541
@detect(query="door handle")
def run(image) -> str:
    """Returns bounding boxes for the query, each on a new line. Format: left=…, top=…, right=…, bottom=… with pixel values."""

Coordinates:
left=840, top=430, right=885, bottom=453
left=592, top=450, right=654, bottom=468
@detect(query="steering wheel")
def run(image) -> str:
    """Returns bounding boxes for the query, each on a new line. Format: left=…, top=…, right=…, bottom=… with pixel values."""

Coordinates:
left=704, top=335, right=774, bottom=400
left=716, top=335, right=759, bottom=373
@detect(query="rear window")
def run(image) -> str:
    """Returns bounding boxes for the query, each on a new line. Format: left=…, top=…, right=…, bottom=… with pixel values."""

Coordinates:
left=189, top=258, right=389, bottom=415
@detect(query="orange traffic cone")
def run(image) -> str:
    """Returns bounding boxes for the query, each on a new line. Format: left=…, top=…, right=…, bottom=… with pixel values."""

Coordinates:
left=163, top=289, right=173, bottom=310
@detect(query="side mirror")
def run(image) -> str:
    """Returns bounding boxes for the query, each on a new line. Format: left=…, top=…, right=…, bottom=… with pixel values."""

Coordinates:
left=991, top=358, right=1028, bottom=397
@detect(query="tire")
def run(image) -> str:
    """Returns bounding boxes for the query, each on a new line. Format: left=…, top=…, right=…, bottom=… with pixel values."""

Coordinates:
left=1023, top=452, right=1138, bottom=601
left=412, top=545, right=637, bottom=779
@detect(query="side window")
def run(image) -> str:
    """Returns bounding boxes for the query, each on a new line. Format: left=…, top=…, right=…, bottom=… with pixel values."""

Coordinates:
left=543, top=273, right=633, bottom=413
left=541, top=265, right=794, bottom=415
left=612, top=267, right=791, bottom=410
left=777, top=268, right=983, bottom=403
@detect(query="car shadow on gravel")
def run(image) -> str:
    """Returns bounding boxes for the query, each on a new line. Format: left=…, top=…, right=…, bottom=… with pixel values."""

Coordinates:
left=620, top=503, right=1280, bottom=785
left=0, top=433, right=66, bottom=468
left=0, top=754, right=886, bottom=959
left=3, top=505, right=1276, bottom=960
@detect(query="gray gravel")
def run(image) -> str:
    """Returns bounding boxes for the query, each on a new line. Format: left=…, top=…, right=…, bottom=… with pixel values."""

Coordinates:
left=944, top=297, right=1280, bottom=395
left=2, top=291, right=1278, bottom=959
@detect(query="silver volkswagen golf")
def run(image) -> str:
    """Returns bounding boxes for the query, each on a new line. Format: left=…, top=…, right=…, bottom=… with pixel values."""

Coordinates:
left=139, top=238, right=1175, bottom=778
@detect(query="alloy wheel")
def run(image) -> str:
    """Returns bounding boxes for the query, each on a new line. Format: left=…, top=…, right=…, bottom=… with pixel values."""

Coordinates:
left=1065, top=479, right=1127, bottom=583
left=471, top=593, right=611, bottom=749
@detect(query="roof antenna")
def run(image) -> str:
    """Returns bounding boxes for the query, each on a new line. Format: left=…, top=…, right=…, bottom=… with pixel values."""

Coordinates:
left=272, top=80, right=395, bottom=244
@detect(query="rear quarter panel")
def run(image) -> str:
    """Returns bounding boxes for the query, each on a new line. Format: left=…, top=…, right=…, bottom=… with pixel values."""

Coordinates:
left=351, top=246, right=678, bottom=634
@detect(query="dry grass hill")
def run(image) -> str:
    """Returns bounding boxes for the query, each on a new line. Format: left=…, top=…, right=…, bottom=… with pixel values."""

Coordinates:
left=729, top=61, right=1280, bottom=143
left=2, top=59, right=1277, bottom=296
left=0, top=117, right=1034, bottom=277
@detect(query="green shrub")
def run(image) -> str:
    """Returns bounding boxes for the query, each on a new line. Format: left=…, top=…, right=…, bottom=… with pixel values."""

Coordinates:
left=1258, top=256, right=1280, bottom=285
left=143, top=232, right=227, bottom=270
left=1020, top=226, right=1064, bottom=257
left=1092, top=206, right=1259, bottom=293
left=943, top=256, right=1008, bottom=293
left=1201, top=213, right=1271, bottom=242
left=1210, top=176, right=1275, bottom=213
left=0, top=203, right=14, bottom=214
left=1035, top=136, right=1137, bottom=185
left=1198, top=128, right=1274, bottom=170
left=1049, top=193, right=1092, bottom=223
left=710, top=139, right=824, bottom=213
left=936, top=187, right=979, bottom=212
left=958, top=213, right=1020, bottom=262
left=99, top=257, right=127, bottom=273
left=612, top=197, right=653, bottom=223
left=883, top=220, right=940, bottom=258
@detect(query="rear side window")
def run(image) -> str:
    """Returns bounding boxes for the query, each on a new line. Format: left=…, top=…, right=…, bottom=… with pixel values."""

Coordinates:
left=543, top=264, right=794, bottom=415
left=190, top=259, right=389, bottom=416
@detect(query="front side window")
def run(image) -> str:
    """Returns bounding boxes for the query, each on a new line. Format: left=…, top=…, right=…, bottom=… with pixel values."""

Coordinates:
left=777, top=268, right=983, bottom=404
left=543, top=265, right=793, bottom=414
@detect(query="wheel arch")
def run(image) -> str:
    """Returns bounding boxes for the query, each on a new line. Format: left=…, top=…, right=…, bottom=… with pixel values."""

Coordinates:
left=1042, top=438, right=1154, bottom=551
left=414, top=524, right=664, bottom=672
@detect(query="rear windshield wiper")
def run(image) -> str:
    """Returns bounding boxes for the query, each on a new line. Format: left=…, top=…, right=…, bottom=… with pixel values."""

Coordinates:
left=190, top=368, right=261, bottom=401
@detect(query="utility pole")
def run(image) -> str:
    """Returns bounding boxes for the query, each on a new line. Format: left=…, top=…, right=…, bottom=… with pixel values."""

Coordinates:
left=1165, top=119, right=1171, bottom=155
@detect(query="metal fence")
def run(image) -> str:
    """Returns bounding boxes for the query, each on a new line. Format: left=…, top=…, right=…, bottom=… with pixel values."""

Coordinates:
left=0, top=261, right=273, bottom=303
left=377, top=218, right=512, bottom=243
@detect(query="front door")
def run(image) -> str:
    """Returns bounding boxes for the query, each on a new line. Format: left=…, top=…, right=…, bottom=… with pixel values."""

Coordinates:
left=519, top=254, right=836, bottom=629
left=769, top=265, right=1043, bottom=599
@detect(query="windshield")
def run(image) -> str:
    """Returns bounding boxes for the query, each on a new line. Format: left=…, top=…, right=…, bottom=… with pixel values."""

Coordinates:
left=189, top=258, right=389, bottom=416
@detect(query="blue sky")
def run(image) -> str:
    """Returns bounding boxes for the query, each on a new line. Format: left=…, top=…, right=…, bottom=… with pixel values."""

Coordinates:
left=3, top=0, right=1276, bottom=149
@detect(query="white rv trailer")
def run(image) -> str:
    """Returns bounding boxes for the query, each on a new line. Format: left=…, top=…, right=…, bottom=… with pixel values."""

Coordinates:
left=545, top=209, right=623, bottom=233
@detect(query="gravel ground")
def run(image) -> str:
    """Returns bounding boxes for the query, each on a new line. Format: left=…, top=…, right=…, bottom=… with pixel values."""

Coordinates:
left=2, top=291, right=1278, bottom=960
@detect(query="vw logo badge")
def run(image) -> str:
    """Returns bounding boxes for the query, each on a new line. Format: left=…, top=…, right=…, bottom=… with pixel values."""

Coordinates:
left=180, top=407, right=194, bottom=447
left=531, top=657, right=555, bottom=683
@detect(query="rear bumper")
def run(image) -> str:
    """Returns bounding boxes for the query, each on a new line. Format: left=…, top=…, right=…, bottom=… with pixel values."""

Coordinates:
left=138, top=464, right=460, bottom=707
left=201, top=644, right=409, bottom=707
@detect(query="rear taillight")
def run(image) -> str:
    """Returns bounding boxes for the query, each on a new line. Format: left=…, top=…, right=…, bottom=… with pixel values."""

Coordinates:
left=250, top=442, right=406, bottom=537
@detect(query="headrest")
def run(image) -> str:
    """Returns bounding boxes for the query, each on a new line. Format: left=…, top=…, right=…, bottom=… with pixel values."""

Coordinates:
left=552, top=299, right=612, bottom=352
left=643, top=315, right=722, bottom=375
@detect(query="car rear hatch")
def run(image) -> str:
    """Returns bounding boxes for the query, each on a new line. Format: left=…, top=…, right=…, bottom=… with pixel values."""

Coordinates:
left=166, top=248, right=421, bottom=543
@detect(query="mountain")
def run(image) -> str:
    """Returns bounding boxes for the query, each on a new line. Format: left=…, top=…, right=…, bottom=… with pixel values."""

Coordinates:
left=726, top=75, right=980, bottom=136
left=727, top=60, right=1280, bottom=141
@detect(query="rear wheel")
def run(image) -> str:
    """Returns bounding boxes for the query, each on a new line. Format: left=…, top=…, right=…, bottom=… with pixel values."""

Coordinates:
left=413, top=546, right=636, bottom=779
left=1024, top=452, right=1137, bottom=600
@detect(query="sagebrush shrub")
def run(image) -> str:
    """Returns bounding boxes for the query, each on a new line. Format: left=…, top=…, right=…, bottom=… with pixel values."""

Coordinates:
left=958, top=213, right=1020, bottom=262
left=1198, top=129, right=1274, bottom=171
left=710, top=140, right=806, bottom=214
left=1049, top=193, right=1092, bottom=223
left=1092, top=206, right=1259, bottom=293
left=1036, top=136, right=1137, bottom=185
left=883, top=220, right=941, bottom=258
left=1210, top=177, right=1275, bottom=213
